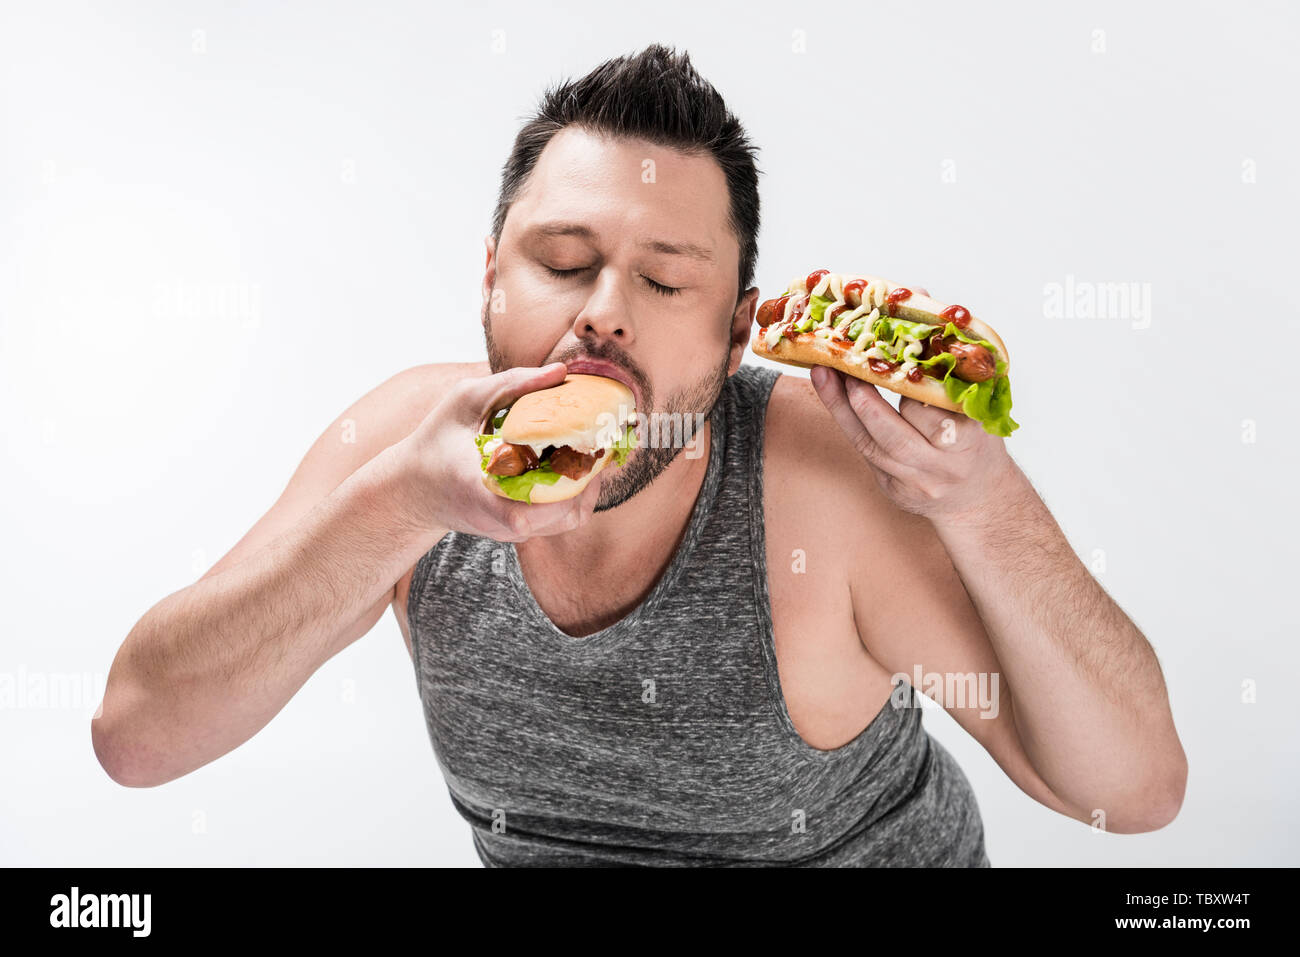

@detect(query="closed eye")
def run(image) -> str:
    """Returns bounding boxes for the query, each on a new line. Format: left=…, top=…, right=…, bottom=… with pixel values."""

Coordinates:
left=545, top=266, right=588, bottom=279
left=641, top=275, right=681, bottom=297
left=546, top=265, right=681, bottom=297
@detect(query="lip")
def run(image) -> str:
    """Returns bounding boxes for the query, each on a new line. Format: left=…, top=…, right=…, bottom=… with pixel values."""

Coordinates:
left=564, top=358, right=644, bottom=414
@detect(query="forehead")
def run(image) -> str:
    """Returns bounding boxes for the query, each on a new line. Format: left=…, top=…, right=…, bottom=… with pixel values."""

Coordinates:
left=504, top=126, right=733, bottom=256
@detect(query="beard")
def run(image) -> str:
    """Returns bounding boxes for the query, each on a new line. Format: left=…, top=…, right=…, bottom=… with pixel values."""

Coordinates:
left=483, top=284, right=730, bottom=512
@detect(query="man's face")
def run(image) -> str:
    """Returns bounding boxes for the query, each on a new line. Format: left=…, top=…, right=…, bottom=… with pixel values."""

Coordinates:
left=482, top=126, right=755, bottom=511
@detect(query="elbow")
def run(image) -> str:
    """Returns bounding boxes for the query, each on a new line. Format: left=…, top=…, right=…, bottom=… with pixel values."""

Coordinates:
left=91, top=709, right=169, bottom=789
left=90, top=713, right=134, bottom=786
left=1108, top=752, right=1189, bottom=834
left=91, top=664, right=184, bottom=788
left=1146, top=756, right=1189, bottom=831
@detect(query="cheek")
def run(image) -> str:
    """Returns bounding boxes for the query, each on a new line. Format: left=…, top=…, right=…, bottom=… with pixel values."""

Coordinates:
left=486, top=275, right=572, bottom=364
left=644, top=342, right=725, bottom=407
left=493, top=267, right=551, bottom=323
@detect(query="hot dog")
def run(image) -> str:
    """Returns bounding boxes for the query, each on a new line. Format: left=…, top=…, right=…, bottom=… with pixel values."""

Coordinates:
left=475, top=374, right=638, bottom=503
left=751, top=269, right=1019, bottom=436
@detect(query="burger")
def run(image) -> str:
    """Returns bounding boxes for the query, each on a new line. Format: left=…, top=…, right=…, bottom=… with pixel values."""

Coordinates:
left=475, top=374, right=639, bottom=503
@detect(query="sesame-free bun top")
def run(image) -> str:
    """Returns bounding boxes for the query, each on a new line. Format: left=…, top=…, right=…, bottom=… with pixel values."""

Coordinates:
left=500, top=374, right=636, bottom=454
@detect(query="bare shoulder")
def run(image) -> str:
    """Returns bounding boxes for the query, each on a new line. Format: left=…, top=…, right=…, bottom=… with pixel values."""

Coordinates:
left=761, top=371, right=954, bottom=587
left=345, top=360, right=489, bottom=447
left=265, top=360, right=485, bottom=510
left=191, top=360, right=488, bottom=665
left=757, top=372, right=918, bottom=749
left=763, top=372, right=888, bottom=518
left=765, top=373, right=987, bottom=674
left=203, top=361, right=487, bottom=581
left=759, top=372, right=889, bottom=602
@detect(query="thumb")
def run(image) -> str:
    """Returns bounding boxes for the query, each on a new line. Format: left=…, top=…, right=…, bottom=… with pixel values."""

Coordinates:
left=459, top=362, right=569, bottom=429
left=810, top=365, right=868, bottom=444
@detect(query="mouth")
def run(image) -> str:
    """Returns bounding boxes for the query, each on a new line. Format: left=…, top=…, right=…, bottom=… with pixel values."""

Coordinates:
left=564, top=358, right=644, bottom=414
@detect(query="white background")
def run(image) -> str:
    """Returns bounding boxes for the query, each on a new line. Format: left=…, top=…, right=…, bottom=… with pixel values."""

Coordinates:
left=2, top=0, right=1296, bottom=867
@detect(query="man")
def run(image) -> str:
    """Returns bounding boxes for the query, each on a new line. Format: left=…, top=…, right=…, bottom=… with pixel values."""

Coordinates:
left=93, top=45, right=1187, bottom=866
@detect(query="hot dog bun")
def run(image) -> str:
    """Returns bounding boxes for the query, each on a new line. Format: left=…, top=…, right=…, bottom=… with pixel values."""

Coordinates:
left=499, top=374, right=636, bottom=453
left=750, top=271, right=1013, bottom=422
left=752, top=332, right=966, bottom=412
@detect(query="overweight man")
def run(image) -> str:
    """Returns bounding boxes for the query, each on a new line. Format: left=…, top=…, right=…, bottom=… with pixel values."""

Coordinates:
left=93, top=44, right=1187, bottom=866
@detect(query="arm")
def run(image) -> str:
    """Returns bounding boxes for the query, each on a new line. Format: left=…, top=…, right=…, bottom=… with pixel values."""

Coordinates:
left=928, top=462, right=1187, bottom=832
left=93, top=361, right=599, bottom=787
left=92, top=365, right=456, bottom=787
left=810, top=366, right=1187, bottom=834
left=95, top=443, right=440, bottom=787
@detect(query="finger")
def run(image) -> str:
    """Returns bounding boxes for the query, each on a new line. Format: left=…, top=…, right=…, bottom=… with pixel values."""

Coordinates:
left=898, top=396, right=957, bottom=444
left=491, top=494, right=582, bottom=539
left=492, top=459, right=606, bottom=538
left=809, top=364, right=870, bottom=450
left=841, top=375, right=934, bottom=462
left=810, top=366, right=906, bottom=470
left=458, top=362, right=569, bottom=429
left=574, top=469, right=604, bottom=519
left=899, top=398, right=979, bottom=449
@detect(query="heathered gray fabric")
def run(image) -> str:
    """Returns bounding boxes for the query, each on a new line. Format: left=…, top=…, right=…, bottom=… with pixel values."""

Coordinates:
left=408, top=363, right=991, bottom=867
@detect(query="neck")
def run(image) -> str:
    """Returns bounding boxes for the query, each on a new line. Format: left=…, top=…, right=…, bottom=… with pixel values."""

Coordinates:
left=519, top=417, right=713, bottom=569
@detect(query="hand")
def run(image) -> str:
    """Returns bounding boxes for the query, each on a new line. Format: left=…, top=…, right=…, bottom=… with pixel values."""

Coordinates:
left=396, top=362, right=602, bottom=542
left=809, top=365, right=1017, bottom=526
left=809, top=330, right=1019, bottom=530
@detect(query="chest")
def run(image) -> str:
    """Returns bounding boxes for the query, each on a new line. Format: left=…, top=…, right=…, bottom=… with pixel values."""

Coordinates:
left=417, top=584, right=812, bottom=829
left=516, top=541, right=673, bottom=639
left=476, top=500, right=895, bottom=765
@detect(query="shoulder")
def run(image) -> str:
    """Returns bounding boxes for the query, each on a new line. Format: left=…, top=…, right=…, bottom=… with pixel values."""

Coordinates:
left=307, top=361, right=489, bottom=467
left=762, top=371, right=882, bottom=507
left=273, top=360, right=488, bottom=536
left=348, top=361, right=489, bottom=438
left=760, top=371, right=942, bottom=573
left=195, top=361, right=486, bottom=586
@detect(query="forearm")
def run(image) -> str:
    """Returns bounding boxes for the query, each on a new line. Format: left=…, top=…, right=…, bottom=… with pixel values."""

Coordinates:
left=932, top=462, right=1186, bottom=829
left=96, top=439, right=444, bottom=786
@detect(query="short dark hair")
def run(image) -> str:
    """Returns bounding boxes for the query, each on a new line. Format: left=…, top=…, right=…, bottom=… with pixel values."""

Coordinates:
left=490, top=44, right=761, bottom=299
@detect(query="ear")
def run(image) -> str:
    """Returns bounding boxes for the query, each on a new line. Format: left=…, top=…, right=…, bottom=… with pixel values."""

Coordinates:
left=481, top=234, right=497, bottom=327
left=727, top=286, right=761, bottom=377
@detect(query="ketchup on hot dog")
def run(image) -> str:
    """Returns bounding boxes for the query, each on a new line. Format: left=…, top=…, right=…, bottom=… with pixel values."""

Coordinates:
left=753, top=280, right=998, bottom=385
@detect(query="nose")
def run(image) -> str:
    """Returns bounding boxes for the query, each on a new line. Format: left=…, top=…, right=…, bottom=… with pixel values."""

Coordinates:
left=572, top=270, right=634, bottom=345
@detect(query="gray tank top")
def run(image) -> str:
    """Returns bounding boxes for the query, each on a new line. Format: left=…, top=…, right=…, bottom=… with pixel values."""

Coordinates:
left=407, top=363, right=990, bottom=866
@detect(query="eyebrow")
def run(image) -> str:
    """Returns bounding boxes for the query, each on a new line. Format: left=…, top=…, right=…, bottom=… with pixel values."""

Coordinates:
left=527, top=221, right=715, bottom=263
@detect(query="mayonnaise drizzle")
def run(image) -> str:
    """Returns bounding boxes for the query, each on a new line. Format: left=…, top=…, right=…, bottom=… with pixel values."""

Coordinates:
left=785, top=273, right=896, bottom=333
left=778, top=273, right=940, bottom=375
